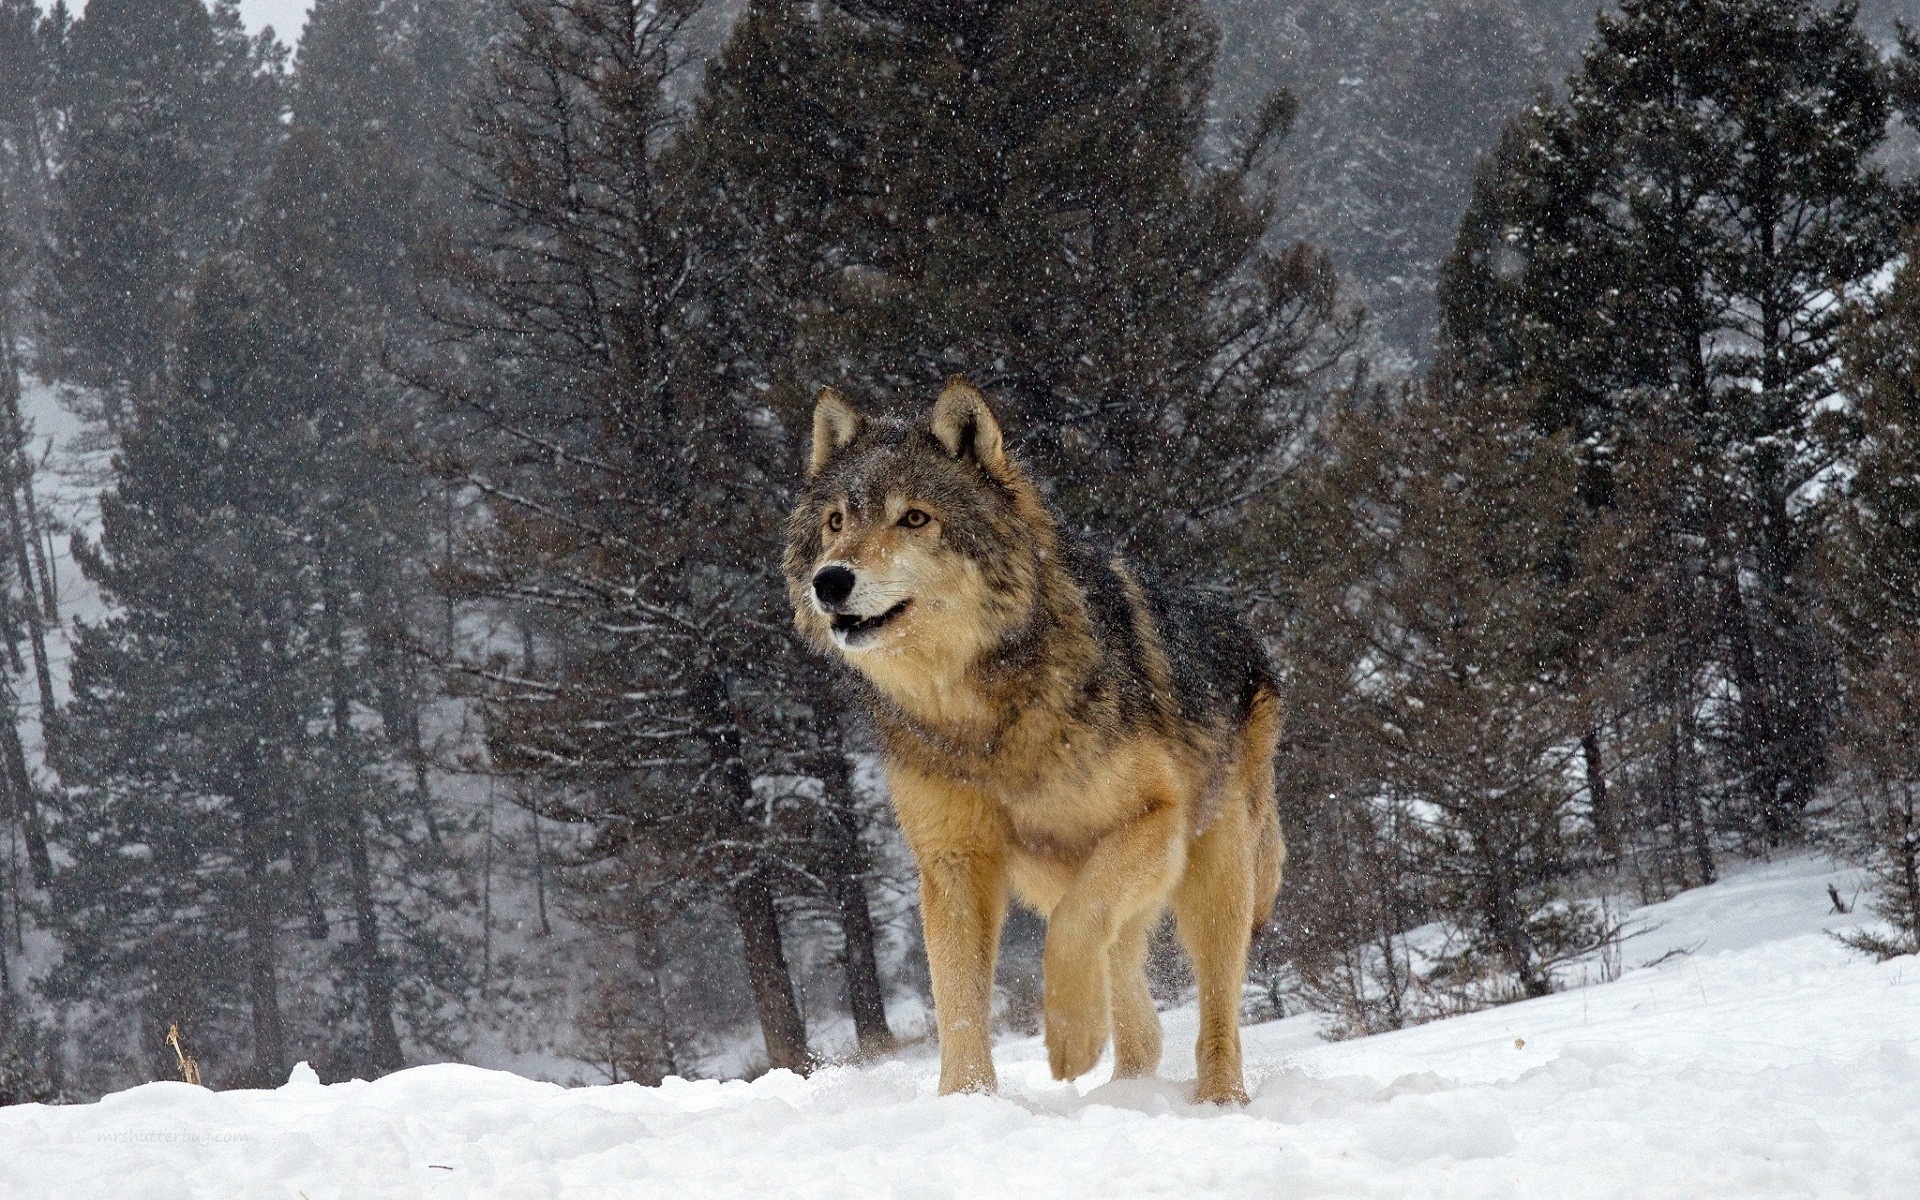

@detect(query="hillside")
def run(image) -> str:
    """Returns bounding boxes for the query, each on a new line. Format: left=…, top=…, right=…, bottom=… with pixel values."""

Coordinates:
left=3, top=855, right=1912, bottom=1198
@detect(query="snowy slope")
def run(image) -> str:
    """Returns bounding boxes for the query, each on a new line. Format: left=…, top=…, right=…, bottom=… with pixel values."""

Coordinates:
left=3, top=856, right=1915, bottom=1199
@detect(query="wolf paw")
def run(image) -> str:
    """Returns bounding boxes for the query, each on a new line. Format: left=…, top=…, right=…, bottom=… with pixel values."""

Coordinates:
left=1046, top=1008, right=1109, bottom=1081
left=1192, top=1070, right=1249, bottom=1105
left=1043, top=971, right=1111, bottom=1081
left=938, top=1061, right=997, bottom=1096
left=1109, top=1022, right=1162, bottom=1080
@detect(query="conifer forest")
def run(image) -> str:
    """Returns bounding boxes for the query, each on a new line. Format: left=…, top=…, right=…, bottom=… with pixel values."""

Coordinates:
left=2, top=0, right=1920, bottom=1103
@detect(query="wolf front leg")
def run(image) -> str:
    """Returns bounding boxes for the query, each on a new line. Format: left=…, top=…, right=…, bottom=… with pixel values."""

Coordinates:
left=919, top=849, right=1008, bottom=1093
left=891, top=768, right=1009, bottom=1095
left=1043, top=797, right=1187, bottom=1083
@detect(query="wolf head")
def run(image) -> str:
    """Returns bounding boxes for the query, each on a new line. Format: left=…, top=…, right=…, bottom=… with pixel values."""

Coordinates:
left=785, top=378, right=1055, bottom=680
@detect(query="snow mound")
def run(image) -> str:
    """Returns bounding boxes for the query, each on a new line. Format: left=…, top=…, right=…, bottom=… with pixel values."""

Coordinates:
left=4, top=856, right=1916, bottom=1198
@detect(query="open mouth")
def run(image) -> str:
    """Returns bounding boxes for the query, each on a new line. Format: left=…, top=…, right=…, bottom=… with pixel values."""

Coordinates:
left=830, top=600, right=910, bottom=645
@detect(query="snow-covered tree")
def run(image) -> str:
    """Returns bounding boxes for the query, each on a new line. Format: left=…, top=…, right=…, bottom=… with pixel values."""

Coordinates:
left=37, top=0, right=284, bottom=428
left=1268, top=375, right=1665, bottom=1005
left=416, top=0, right=828, bottom=1075
left=1824, top=230, right=1920, bottom=960
left=52, top=234, right=468, bottom=1090
left=693, top=0, right=1360, bottom=572
left=1439, top=0, right=1906, bottom=849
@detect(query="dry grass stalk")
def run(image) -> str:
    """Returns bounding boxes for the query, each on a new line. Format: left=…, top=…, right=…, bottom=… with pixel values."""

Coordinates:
left=164, top=1023, right=203, bottom=1087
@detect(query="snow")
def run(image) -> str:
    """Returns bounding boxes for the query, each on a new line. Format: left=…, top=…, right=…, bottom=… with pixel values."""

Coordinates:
left=4, top=856, right=1915, bottom=1199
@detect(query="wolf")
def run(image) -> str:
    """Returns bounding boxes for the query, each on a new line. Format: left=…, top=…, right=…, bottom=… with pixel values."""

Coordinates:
left=785, top=377, right=1284, bottom=1104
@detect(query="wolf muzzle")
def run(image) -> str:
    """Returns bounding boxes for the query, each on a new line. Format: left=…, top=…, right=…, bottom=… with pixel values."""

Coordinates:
left=812, top=563, right=910, bottom=648
left=812, top=564, right=856, bottom=610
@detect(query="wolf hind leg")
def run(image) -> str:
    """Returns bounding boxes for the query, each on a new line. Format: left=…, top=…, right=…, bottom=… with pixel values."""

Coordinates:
left=1107, top=908, right=1163, bottom=1080
left=1173, top=801, right=1257, bottom=1105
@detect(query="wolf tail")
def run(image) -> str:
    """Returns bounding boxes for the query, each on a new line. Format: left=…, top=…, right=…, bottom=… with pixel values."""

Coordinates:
left=1241, top=684, right=1286, bottom=923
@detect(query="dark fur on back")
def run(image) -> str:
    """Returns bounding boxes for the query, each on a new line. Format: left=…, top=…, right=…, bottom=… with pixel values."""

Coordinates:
left=1051, top=537, right=1272, bottom=737
left=1128, top=563, right=1276, bottom=731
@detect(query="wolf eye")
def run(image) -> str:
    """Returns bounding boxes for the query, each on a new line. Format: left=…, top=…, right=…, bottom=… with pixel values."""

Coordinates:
left=826, top=511, right=844, bottom=533
left=899, top=508, right=931, bottom=529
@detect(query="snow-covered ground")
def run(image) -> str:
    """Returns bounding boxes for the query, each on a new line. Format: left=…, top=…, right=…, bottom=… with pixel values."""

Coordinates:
left=3, top=856, right=1914, bottom=1199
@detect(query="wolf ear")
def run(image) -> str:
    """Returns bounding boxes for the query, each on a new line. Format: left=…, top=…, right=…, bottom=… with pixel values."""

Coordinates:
left=929, top=377, right=1006, bottom=474
left=809, top=387, right=863, bottom=477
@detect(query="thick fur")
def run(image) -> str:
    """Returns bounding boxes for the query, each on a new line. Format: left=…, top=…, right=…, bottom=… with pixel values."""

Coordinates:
left=785, top=378, right=1285, bottom=1103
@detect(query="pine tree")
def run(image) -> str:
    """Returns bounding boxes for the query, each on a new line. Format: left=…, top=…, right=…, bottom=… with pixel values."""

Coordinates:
left=1823, top=229, right=1920, bottom=959
left=417, top=0, right=825, bottom=1075
left=253, top=143, right=421, bottom=1080
left=37, top=0, right=284, bottom=428
left=52, top=256, right=333, bottom=1087
left=691, top=0, right=1359, bottom=570
left=52, top=236, right=472, bottom=1088
left=261, top=0, right=506, bottom=1075
left=287, top=0, right=523, bottom=856
left=1439, top=0, right=1905, bottom=847
left=1266, top=374, right=1666, bottom=1005
left=284, top=2, right=429, bottom=309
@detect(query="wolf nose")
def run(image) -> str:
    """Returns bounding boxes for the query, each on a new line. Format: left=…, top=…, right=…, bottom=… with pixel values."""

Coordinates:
left=813, top=565, right=856, bottom=609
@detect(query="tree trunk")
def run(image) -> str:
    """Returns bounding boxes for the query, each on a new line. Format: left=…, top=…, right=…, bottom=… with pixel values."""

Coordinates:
left=1581, top=729, right=1619, bottom=862
left=727, top=870, right=812, bottom=1074
left=324, top=569, right=404, bottom=1074
left=1718, top=573, right=1811, bottom=847
left=0, top=336, right=57, bottom=624
left=827, top=839, right=891, bottom=1055
left=345, top=807, right=405, bottom=1074
left=1, top=499, right=53, bottom=720
left=1469, top=806, right=1548, bottom=998
left=529, top=801, right=551, bottom=937
left=481, top=782, right=495, bottom=988
left=699, top=665, right=811, bottom=1073
left=0, top=575, right=22, bottom=676
left=236, top=775, right=288, bottom=1085
left=0, top=859, right=11, bottom=1026
left=18, top=463, right=56, bottom=627
left=0, top=675, right=49, bottom=888
left=387, top=657, right=443, bottom=858
left=1677, top=705, right=1715, bottom=886
left=291, top=828, right=329, bottom=940
left=814, top=744, right=893, bottom=1054
left=1898, top=785, right=1920, bottom=949
left=633, top=901, right=679, bottom=1084
left=803, top=675, right=893, bottom=1053
left=0, top=337, right=54, bottom=723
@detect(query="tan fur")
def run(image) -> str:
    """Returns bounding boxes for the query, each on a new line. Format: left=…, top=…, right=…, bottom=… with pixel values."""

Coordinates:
left=928, top=377, right=1007, bottom=473
left=810, top=386, right=864, bottom=477
left=788, top=381, right=1285, bottom=1104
